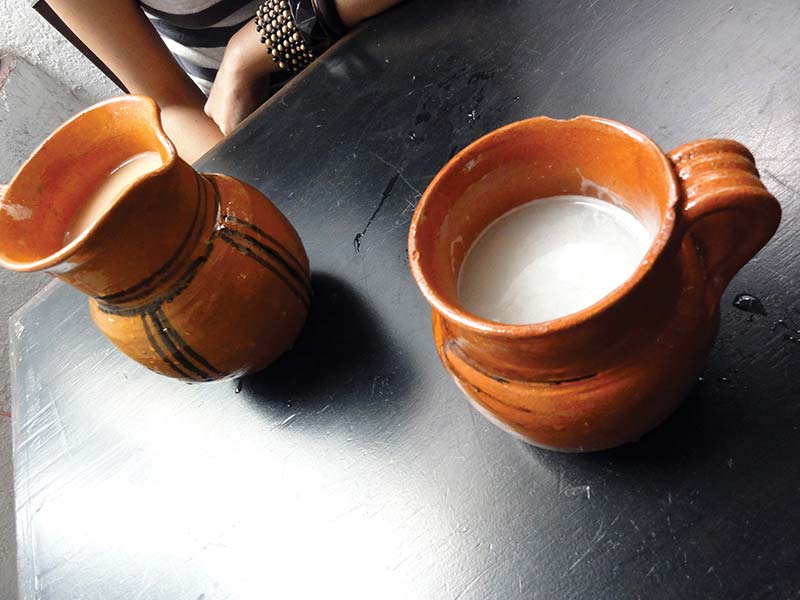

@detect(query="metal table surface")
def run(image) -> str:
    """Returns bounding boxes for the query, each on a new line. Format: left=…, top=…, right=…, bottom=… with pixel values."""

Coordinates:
left=11, top=0, right=800, bottom=598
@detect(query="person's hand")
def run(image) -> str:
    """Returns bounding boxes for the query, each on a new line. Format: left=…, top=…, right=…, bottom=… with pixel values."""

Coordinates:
left=205, top=24, right=275, bottom=135
left=160, top=104, right=224, bottom=163
left=204, top=0, right=405, bottom=135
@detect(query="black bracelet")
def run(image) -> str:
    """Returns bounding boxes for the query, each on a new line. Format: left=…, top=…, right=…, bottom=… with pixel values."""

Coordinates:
left=255, top=0, right=349, bottom=75
left=255, top=0, right=315, bottom=73
left=311, top=0, right=348, bottom=41
left=290, top=0, right=341, bottom=56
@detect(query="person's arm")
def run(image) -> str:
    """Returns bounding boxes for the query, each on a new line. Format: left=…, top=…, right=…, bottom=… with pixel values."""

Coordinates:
left=336, top=0, right=404, bottom=28
left=46, top=0, right=223, bottom=163
left=205, top=0, right=405, bottom=134
left=203, top=20, right=279, bottom=136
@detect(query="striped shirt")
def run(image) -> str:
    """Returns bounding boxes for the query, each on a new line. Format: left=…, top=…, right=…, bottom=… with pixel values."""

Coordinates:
left=139, top=0, right=287, bottom=95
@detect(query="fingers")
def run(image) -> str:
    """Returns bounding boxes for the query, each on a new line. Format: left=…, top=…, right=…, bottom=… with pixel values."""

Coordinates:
left=203, top=96, right=219, bottom=128
left=203, top=96, right=248, bottom=136
left=204, top=95, right=233, bottom=136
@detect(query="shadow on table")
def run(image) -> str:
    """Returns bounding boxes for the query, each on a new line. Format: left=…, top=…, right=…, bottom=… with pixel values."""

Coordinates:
left=243, top=271, right=411, bottom=414
left=522, top=372, right=800, bottom=488
left=525, top=383, right=734, bottom=465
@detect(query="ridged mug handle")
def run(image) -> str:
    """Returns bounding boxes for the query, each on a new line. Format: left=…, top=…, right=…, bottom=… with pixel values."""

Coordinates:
left=667, top=140, right=781, bottom=312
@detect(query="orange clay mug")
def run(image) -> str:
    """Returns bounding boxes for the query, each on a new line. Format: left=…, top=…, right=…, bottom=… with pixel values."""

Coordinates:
left=408, top=116, right=780, bottom=452
left=0, top=96, right=310, bottom=381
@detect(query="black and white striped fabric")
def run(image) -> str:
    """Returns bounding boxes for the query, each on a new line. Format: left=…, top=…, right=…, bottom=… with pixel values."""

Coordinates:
left=138, top=0, right=261, bottom=94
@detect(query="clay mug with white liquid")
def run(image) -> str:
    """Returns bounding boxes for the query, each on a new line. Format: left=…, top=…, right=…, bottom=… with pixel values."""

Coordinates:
left=0, top=96, right=310, bottom=381
left=408, top=116, right=780, bottom=452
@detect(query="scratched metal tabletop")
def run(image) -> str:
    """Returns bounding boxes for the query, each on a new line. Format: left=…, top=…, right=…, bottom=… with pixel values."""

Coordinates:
left=11, top=0, right=800, bottom=598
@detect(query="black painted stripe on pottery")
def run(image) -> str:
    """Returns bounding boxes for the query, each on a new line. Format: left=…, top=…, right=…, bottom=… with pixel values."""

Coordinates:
left=219, top=231, right=311, bottom=310
left=141, top=314, right=197, bottom=380
left=219, top=229, right=311, bottom=300
left=97, top=171, right=207, bottom=304
left=205, top=176, right=309, bottom=289
left=148, top=310, right=212, bottom=381
left=98, top=174, right=221, bottom=316
left=443, top=338, right=597, bottom=388
left=153, top=306, right=223, bottom=376
left=97, top=246, right=213, bottom=317
left=222, top=214, right=308, bottom=279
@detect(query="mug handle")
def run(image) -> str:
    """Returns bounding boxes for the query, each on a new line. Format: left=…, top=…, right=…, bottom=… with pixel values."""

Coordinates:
left=667, top=139, right=781, bottom=312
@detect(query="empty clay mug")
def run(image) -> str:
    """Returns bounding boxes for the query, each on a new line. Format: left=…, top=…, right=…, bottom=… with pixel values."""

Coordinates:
left=0, top=96, right=310, bottom=381
left=408, top=116, right=780, bottom=452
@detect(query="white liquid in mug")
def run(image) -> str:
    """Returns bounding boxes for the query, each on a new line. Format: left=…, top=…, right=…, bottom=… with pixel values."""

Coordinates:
left=63, top=151, right=162, bottom=244
left=458, top=195, right=652, bottom=325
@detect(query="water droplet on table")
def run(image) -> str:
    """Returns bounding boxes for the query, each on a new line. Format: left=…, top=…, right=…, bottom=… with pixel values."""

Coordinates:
left=732, top=293, right=767, bottom=316
left=770, top=318, right=800, bottom=334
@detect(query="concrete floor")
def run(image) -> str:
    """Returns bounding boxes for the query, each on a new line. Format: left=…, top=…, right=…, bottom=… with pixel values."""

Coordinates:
left=1, top=4, right=116, bottom=597
left=0, top=271, right=49, bottom=600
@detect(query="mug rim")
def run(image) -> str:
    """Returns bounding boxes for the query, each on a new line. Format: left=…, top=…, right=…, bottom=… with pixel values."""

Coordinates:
left=408, top=115, right=680, bottom=337
left=0, top=95, right=176, bottom=273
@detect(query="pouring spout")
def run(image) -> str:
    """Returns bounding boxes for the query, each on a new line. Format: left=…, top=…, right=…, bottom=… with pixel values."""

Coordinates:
left=0, top=95, right=176, bottom=274
left=0, top=96, right=217, bottom=303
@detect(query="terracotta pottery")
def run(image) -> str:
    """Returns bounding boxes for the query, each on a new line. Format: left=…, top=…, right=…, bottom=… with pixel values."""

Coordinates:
left=408, top=116, right=780, bottom=452
left=0, top=96, right=310, bottom=381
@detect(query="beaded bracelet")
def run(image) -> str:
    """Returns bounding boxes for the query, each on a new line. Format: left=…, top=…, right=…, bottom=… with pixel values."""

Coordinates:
left=256, top=0, right=348, bottom=74
left=255, top=0, right=315, bottom=73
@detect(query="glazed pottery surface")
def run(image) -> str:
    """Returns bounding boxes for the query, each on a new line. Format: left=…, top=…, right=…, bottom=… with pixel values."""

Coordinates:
left=0, top=96, right=310, bottom=381
left=408, top=116, right=780, bottom=452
